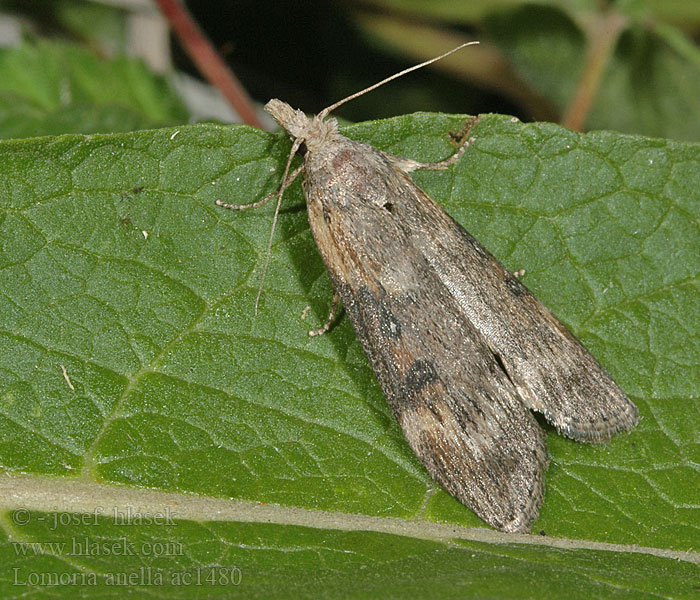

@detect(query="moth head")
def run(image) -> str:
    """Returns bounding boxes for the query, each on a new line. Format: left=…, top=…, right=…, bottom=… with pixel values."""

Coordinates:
left=265, top=99, right=339, bottom=152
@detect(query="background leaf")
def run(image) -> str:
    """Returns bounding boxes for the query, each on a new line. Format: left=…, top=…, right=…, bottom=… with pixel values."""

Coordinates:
left=0, top=113, right=698, bottom=595
left=483, top=4, right=700, bottom=140
left=0, top=40, right=189, bottom=139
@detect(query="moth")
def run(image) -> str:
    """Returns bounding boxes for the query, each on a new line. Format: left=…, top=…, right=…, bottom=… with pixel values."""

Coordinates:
left=217, top=43, right=638, bottom=533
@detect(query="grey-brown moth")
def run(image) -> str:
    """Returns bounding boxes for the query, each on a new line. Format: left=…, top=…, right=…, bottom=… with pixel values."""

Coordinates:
left=218, top=43, right=638, bottom=533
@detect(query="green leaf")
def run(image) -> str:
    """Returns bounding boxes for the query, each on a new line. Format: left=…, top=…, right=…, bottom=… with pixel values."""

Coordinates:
left=0, top=40, right=189, bottom=139
left=1, top=113, right=698, bottom=595
left=53, top=0, right=128, bottom=49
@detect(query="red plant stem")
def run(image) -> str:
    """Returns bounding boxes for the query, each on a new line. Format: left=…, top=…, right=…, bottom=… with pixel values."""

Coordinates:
left=154, top=0, right=263, bottom=128
left=562, top=11, right=628, bottom=132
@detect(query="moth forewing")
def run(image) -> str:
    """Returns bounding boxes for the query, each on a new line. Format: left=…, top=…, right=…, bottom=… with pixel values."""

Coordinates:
left=220, top=44, right=638, bottom=532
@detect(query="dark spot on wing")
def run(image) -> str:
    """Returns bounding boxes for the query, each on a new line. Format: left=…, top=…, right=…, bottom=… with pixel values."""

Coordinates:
left=404, top=359, right=438, bottom=401
left=505, top=275, right=529, bottom=298
left=355, top=287, right=401, bottom=341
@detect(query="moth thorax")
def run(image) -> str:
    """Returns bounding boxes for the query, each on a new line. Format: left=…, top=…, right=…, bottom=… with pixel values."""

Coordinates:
left=300, top=117, right=339, bottom=153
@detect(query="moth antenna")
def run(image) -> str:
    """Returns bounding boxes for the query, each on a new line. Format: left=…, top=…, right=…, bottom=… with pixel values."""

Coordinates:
left=318, top=41, right=479, bottom=119
left=254, top=136, right=304, bottom=313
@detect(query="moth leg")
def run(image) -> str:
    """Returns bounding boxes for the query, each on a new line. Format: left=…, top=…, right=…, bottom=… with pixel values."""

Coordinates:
left=309, top=291, right=341, bottom=337
left=385, top=115, right=481, bottom=173
left=216, top=164, right=304, bottom=210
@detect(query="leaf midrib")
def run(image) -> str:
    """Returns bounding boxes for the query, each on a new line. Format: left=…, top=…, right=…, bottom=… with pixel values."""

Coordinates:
left=0, top=472, right=696, bottom=564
